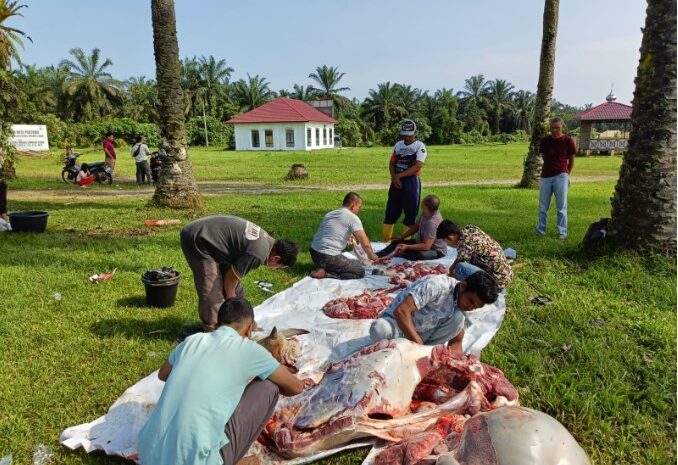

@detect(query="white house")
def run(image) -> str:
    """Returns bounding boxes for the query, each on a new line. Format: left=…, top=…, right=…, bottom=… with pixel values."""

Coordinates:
left=226, top=97, right=336, bottom=151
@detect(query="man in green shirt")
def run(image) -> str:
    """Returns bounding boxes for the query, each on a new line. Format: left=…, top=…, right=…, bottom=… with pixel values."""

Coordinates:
left=138, top=298, right=303, bottom=465
left=181, top=215, right=299, bottom=331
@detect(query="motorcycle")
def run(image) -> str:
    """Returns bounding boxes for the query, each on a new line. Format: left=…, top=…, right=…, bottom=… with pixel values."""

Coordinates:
left=150, top=151, right=162, bottom=184
left=61, top=153, right=113, bottom=185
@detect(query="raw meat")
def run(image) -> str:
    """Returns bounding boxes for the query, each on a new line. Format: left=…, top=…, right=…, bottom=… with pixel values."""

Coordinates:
left=387, top=262, right=448, bottom=287
left=260, top=339, right=517, bottom=458
left=374, top=406, right=591, bottom=465
left=322, top=288, right=400, bottom=319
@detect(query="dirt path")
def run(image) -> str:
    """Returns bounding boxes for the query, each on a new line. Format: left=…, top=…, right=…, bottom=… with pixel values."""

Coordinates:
left=10, top=176, right=618, bottom=201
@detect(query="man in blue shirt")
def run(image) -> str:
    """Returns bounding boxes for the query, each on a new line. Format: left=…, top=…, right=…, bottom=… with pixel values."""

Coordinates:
left=138, top=299, right=303, bottom=465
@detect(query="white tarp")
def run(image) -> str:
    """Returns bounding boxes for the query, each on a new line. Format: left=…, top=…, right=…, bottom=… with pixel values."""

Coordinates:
left=60, top=244, right=507, bottom=463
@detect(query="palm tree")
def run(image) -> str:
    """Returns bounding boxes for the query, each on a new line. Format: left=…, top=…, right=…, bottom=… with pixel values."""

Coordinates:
left=458, top=74, right=489, bottom=106
left=519, top=0, right=560, bottom=188
left=362, top=82, right=405, bottom=132
left=308, top=65, right=352, bottom=110
left=0, top=0, right=31, bottom=70
left=512, top=90, right=535, bottom=133
left=484, top=79, right=515, bottom=134
left=396, top=84, right=423, bottom=117
left=196, top=55, right=233, bottom=117
left=606, top=0, right=676, bottom=252
left=289, top=83, right=316, bottom=101
left=150, top=0, right=203, bottom=209
left=59, top=48, right=121, bottom=121
left=232, top=74, right=274, bottom=111
left=123, top=76, right=158, bottom=123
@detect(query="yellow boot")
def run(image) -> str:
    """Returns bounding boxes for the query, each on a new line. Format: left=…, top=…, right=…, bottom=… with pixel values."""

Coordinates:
left=402, top=225, right=413, bottom=239
left=381, top=224, right=394, bottom=242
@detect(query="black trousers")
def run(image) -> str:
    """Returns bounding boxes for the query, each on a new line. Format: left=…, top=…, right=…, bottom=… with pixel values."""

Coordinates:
left=310, top=248, right=365, bottom=280
left=377, top=239, right=444, bottom=261
left=135, top=161, right=152, bottom=184
left=0, top=180, right=7, bottom=215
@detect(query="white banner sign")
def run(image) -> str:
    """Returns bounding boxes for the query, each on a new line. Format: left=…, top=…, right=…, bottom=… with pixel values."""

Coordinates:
left=9, top=124, right=50, bottom=151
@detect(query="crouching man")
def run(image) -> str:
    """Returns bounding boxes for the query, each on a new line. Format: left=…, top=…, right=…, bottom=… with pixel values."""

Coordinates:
left=369, top=271, right=499, bottom=353
left=138, top=298, right=303, bottom=465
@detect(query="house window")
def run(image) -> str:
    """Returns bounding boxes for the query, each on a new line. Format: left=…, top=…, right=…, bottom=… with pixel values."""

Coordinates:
left=307, top=128, right=312, bottom=147
left=265, top=129, right=273, bottom=148
left=251, top=130, right=260, bottom=148
left=323, top=128, right=328, bottom=146
left=315, top=128, right=320, bottom=146
left=286, top=129, right=295, bottom=148
left=329, top=128, right=334, bottom=143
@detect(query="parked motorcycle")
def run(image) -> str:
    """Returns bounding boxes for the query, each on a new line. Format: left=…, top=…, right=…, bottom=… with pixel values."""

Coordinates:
left=150, top=151, right=162, bottom=184
left=61, top=153, right=113, bottom=185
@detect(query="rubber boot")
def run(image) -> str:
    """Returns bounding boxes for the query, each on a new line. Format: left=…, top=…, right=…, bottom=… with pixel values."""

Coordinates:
left=402, top=225, right=413, bottom=239
left=381, top=224, right=394, bottom=242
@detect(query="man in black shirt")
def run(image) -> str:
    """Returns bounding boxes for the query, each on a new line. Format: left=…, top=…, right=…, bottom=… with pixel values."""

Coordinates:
left=180, top=215, right=298, bottom=331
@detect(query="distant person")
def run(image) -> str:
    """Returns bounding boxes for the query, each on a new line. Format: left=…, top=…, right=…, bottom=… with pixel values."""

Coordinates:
left=0, top=179, right=7, bottom=222
left=76, top=163, right=95, bottom=187
left=103, top=131, right=117, bottom=173
left=377, top=194, right=447, bottom=261
left=310, top=192, right=380, bottom=280
left=137, top=298, right=303, bottom=465
left=536, top=117, right=576, bottom=240
left=382, top=119, right=428, bottom=242
left=131, top=135, right=152, bottom=185
left=437, top=220, right=513, bottom=289
left=180, top=215, right=299, bottom=332
left=369, top=271, right=499, bottom=353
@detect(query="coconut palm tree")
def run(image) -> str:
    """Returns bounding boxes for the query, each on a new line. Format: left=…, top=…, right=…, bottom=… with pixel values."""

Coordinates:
left=484, top=79, right=515, bottom=134
left=362, top=82, right=406, bottom=133
left=232, top=74, right=274, bottom=111
left=512, top=90, right=535, bottom=133
left=606, top=0, right=676, bottom=252
left=59, top=48, right=121, bottom=121
left=519, top=0, right=560, bottom=188
left=0, top=0, right=31, bottom=70
left=150, top=0, right=203, bottom=209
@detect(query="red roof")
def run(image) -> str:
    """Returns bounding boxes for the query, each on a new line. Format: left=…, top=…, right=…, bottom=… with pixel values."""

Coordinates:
left=577, top=101, right=632, bottom=121
left=226, top=97, right=336, bottom=124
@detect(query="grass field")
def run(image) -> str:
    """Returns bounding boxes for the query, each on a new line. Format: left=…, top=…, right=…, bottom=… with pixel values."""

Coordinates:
left=0, top=144, right=674, bottom=465
left=9, top=143, right=623, bottom=191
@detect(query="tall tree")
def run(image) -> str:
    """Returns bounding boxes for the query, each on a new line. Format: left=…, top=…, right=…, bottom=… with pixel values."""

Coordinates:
left=606, top=0, right=676, bottom=252
left=458, top=74, right=488, bottom=106
left=0, top=0, right=31, bottom=69
left=60, top=48, right=121, bottom=121
left=232, top=74, right=273, bottom=111
left=484, top=79, right=515, bottom=134
left=519, top=0, right=560, bottom=188
left=308, top=64, right=351, bottom=109
left=150, top=0, right=203, bottom=209
left=512, top=90, right=535, bottom=133
left=361, top=82, right=405, bottom=133
left=123, top=76, right=158, bottom=123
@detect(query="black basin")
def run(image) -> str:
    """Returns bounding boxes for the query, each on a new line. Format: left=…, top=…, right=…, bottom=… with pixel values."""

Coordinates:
left=9, top=211, right=49, bottom=233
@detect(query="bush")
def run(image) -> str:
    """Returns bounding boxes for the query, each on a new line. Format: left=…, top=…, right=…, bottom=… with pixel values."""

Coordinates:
left=32, top=113, right=75, bottom=150
left=335, top=118, right=362, bottom=147
left=186, top=116, right=234, bottom=148
left=377, top=118, right=432, bottom=146
left=71, top=118, right=161, bottom=148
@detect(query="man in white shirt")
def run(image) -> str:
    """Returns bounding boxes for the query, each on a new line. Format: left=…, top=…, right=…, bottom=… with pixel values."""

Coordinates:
left=131, top=135, right=152, bottom=185
left=382, top=120, right=428, bottom=242
left=310, top=192, right=379, bottom=280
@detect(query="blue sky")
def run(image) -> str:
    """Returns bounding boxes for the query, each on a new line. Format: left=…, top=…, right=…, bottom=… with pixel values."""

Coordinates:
left=16, top=0, right=645, bottom=107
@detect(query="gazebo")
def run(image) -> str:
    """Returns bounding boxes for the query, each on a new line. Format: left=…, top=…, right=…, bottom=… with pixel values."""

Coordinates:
left=576, top=90, right=632, bottom=156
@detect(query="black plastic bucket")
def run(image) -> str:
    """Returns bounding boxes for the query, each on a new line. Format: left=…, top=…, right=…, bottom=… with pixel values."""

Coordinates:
left=9, top=211, right=49, bottom=232
left=143, top=273, right=180, bottom=308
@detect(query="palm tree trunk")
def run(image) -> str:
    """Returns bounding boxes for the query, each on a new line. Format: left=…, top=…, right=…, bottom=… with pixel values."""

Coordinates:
left=150, top=0, right=204, bottom=209
left=607, top=0, right=676, bottom=253
left=519, top=0, right=559, bottom=188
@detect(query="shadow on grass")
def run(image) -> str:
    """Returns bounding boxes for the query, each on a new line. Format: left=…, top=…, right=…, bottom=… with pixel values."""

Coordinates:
left=116, top=295, right=148, bottom=308
left=90, top=316, right=193, bottom=341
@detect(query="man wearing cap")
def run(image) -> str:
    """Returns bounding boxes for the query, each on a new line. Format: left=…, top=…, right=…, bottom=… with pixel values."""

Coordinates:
left=382, top=120, right=428, bottom=242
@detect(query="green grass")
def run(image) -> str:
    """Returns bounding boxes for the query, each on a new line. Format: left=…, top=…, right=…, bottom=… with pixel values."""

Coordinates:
left=0, top=149, right=674, bottom=465
left=9, top=143, right=623, bottom=191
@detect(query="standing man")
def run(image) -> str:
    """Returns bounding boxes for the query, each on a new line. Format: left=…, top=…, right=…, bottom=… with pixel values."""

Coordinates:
left=310, top=192, right=380, bottom=280
left=138, top=298, right=303, bottom=465
left=369, top=272, right=499, bottom=353
left=103, top=131, right=117, bottom=173
left=536, top=117, right=576, bottom=240
left=131, top=135, right=152, bottom=185
left=437, top=220, right=512, bottom=289
left=377, top=194, right=447, bottom=261
left=382, top=120, right=428, bottom=242
left=180, top=215, right=299, bottom=331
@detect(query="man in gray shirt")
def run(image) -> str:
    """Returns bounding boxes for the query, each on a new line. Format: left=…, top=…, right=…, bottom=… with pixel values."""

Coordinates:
left=310, top=192, right=379, bottom=280
left=180, top=215, right=298, bottom=331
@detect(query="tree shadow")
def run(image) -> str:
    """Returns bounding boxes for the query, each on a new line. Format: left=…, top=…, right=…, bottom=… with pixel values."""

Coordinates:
left=116, top=295, right=148, bottom=308
left=90, top=316, right=192, bottom=341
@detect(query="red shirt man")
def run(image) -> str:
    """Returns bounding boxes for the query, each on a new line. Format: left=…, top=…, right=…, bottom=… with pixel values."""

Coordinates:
left=103, top=132, right=117, bottom=172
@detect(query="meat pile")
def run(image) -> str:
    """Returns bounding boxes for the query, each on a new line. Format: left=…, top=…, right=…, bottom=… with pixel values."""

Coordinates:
left=322, top=287, right=399, bottom=319
left=259, top=340, right=518, bottom=458
left=388, top=262, right=448, bottom=287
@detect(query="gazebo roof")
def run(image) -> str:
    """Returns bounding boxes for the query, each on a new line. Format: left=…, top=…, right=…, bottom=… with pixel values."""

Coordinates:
left=577, top=101, right=632, bottom=121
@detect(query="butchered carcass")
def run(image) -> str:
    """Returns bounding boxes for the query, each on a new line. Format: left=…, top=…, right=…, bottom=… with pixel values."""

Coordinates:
left=388, top=262, right=448, bottom=287
left=374, top=406, right=591, bottom=465
left=322, top=287, right=400, bottom=319
left=260, top=339, right=518, bottom=458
